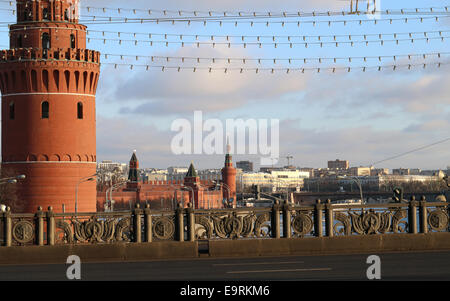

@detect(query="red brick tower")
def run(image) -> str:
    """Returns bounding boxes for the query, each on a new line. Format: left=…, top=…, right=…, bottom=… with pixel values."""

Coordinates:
left=184, top=163, right=200, bottom=209
left=0, top=0, right=100, bottom=213
left=126, top=151, right=141, bottom=190
left=221, top=144, right=237, bottom=207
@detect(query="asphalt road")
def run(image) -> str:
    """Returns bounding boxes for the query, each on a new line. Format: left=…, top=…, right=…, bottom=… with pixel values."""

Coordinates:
left=0, top=250, right=450, bottom=281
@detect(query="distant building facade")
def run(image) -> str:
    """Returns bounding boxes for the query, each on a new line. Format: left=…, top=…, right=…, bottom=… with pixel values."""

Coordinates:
left=236, top=161, right=254, bottom=172
left=328, top=159, right=349, bottom=170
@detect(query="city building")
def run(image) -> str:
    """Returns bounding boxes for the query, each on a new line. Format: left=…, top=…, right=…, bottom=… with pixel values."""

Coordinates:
left=393, top=168, right=411, bottom=176
left=328, top=159, right=349, bottom=170
left=370, top=168, right=390, bottom=176
left=0, top=0, right=100, bottom=213
left=349, top=167, right=371, bottom=177
left=238, top=168, right=309, bottom=192
left=236, top=161, right=254, bottom=172
left=303, top=174, right=443, bottom=193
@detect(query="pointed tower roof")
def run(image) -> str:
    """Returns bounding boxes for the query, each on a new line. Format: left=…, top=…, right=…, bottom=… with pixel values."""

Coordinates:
left=186, top=162, right=198, bottom=178
left=130, top=150, right=138, bottom=162
left=128, top=150, right=140, bottom=183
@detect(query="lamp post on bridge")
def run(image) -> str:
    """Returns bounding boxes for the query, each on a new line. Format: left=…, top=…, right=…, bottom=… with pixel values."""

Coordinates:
left=212, top=180, right=232, bottom=208
left=106, top=180, right=129, bottom=212
left=75, top=174, right=96, bottom=215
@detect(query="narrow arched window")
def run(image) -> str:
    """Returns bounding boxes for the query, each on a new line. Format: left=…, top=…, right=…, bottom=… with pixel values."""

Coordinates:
left=70, top=34, right=75, bottom=48
left=77, top=102, right=83, bottom=119
left=23, top=10, right=29, bottom=21
left=17, top=35, right=23, bottom=48
left=42, top=33, right=50, bottom=59
left=9, top=102, right=15, bottom=120
left=42, top=8, right=49, bottom=20
left=64, top=9, right=69, bottom=21
left=41, top=101, right=49, bottom=119
left=42, top=33, right=50, bottom=49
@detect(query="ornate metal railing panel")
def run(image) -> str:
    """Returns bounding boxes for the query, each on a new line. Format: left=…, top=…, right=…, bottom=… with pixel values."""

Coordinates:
left=10, top=214, right=36, bottom=246
left=426, top=202, right=450, bottom=233
left=0, top=198, right=448, bottom=247
left=290, top=207, right=316, bottom=238
left=53, top=212, right=134, bottom=245
left=193, top=208, right=272, bottom=240
left=332, top=204, right=409, bottom=236
left=150, top=211, right=176, bottom=241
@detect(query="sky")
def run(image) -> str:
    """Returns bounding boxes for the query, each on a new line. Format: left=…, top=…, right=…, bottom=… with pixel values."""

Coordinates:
left=0, top=0, right=449, bottom=171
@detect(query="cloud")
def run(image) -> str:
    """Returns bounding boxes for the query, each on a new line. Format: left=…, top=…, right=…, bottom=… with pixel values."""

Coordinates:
left=107, top=46, right=310, bottom=115
left=96, top=113, right=450, bottom=171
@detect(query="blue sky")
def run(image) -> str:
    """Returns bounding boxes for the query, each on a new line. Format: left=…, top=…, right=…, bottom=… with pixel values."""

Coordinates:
left=0, top=0, right=449, bottom=170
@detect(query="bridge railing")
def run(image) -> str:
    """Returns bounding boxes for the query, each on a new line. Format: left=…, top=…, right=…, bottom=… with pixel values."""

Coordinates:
left=0, top=196, right=448, bottom=247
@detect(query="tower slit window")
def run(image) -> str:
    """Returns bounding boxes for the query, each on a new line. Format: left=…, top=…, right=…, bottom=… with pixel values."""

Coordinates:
left=42, top=33, right=50, bottom=59
left=17, top=34, right=23, bottom=48
left=77, top=102, right=83, bottom=119
left=70, top=34, right=76, bottom=48
left=41, top=101, right=49, bottom=119
left=43, top=8, right=49, bottom=21
left=9, top=102, right=15, bottom=120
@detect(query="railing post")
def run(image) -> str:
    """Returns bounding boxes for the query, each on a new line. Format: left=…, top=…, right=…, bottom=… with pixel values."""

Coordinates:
left=419, top=196, right=428, bottom=234
left=315, top=199, right=324, bottom=237
left=133, top=204, right=142, bottom=243
left=176, top=203, right=184, bottom=242
left=144, top=204, right=152, bottom=243
left=325, top=199, right=333, bottom=237
left=46, top=206, right=55, bottom=246
left=282, top=200, right=291, bottom=238
left=187, top=202, right=195, bottom=242
left=5, top=207, right=11, bottom=247
left=408, top=196, right=418, bottom=234
left=35, top=207, right=44, bottom=246
left=271, top=200, right=281, bottom=238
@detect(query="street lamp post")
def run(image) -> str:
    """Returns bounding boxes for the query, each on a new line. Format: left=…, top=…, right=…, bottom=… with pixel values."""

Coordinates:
left=212, top=180, right=232, bottom=208
left=0, top=175, right=26, bottom=212
left=181, top=185, right=195, bottom=208
left=106, top=181, right=128, bottom=212
left=75, top=175, right=96, bottom=215
left=0, top=174, right=26, bottom=184
left=338, top=176, right=364, bottom=203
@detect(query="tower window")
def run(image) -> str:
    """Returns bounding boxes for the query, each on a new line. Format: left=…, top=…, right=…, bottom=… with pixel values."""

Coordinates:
left=9, top=102, right=14, bottom=120
left=64, top=9, right=69, bottom=21
left=42, top=33, right=50, bottom=49
left=42, top=8, right=49, bottom=20
left=41, top=101, right=49, bottom=119
left=42, top=33, right=50, bottom=59
left=77, top=102, right=83, bottom=119
left=70, top=34, right=75, bottom=48
left=17, top=35, right=23, bottom=48
left=23, top=9, right=30, bottom=21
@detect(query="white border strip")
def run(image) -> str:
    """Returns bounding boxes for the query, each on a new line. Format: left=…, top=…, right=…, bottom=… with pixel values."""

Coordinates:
left=1, top=92, right=96, bottom=98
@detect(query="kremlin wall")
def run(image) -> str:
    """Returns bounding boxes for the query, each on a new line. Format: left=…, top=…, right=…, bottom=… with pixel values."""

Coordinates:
left=96, top=152, right=237, bottom=211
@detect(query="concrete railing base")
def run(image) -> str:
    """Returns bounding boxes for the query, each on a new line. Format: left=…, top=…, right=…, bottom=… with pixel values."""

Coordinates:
left=208, top=233, right=450, bottom=257
left=1, top=233, right=450, bottom=265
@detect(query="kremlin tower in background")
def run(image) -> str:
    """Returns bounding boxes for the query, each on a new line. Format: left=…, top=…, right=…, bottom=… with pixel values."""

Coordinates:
left=221, top=142, right=237, bottom=207
left=0, top=0, right=100, bottom=213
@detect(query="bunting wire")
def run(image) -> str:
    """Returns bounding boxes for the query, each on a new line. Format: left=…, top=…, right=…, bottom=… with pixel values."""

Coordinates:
left=1, top=1, right=448, bottom=19
left=100, top=61, right=449, bottom=74
left=86, top=35, right=449, bottom=48
left=101, top=51, right=449, bottom=65
left=81, top=29, right=450, bottom=43
left=77, top=14, right=450, bottom=26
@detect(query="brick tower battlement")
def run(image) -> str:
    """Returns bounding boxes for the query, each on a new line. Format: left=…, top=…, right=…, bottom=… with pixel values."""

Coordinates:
left=0, top=0, right=100, bottom=213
